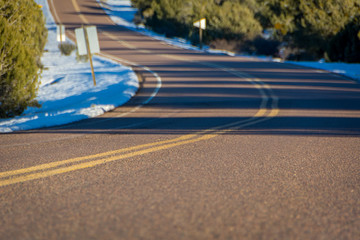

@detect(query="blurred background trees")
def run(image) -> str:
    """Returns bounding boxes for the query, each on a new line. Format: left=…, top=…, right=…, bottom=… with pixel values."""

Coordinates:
left=258, top=0, right=360, bottom=61
left=132, top=0, right=360, bottom=62
left=132, top=0, right=262, bottom=50
left=0, top=0, right=47, bottom=118
left=1, top=0, right=358, bottom=118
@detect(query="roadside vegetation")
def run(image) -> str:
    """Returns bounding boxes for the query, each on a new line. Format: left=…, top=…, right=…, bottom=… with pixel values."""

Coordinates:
left=0, top=0, right=47, bottom=118
left=58, top=42, right=76, bottom=56
left=132, top=0, right=360, bottom=62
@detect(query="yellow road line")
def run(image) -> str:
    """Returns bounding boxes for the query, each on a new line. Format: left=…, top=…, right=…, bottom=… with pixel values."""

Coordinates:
left=0, top=113, right=272, bottom=187
left=0, top=114, right=273, bottom=188
left=71, top=0, right=89, bottom=24
left=103, top=31, right=156, bottom=53
left=0, top=0, right=280, bottom=187
left=71, top=0, right=278, bottom=121
left=99, top=17, right=278, bottom=121
left=0, top=114, right=272, bottom=187
left=164, top=57, right=278, bottom=119
left=103, top=31, right=137, bottom=49
left=0, top=134, right=198, bottom=179
left=0, top=116, right=262, bottom=181
left=0, top=134, right=217, bottom=187
left=49, top=0, right=61, bottom=24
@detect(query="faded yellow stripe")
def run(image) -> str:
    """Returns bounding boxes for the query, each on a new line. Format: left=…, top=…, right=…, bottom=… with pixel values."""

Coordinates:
left=0, top=116, right=266, bottom=180
left=254, top=109, right=267, bottom=117
left=71, top=0, right=89, bottom=24
left=102, top=32, right=137, bottom=49
left=0, top=8, right=280, bottom=186
left=0, top=134, right=197, bottom=179
left=0, top=114, right=273, bottom=187
left=0, top=134, right=216, bottom=187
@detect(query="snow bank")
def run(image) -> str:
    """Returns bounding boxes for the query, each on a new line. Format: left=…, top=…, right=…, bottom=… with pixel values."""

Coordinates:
left=2, top=0, right=359, bottom=133
left=0, top=0, right=139, bottom=133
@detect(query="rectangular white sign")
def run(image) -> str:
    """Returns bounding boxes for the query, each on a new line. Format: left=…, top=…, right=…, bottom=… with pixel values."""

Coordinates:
left=86, top=26, right=100, bottom=54
left=57, top=25, right=66, bottom=42
left=75, top=26, right=100, bottom=56
left=193, top=18, right=206, bottom=30
left=75, top=28, right=87, bottom=56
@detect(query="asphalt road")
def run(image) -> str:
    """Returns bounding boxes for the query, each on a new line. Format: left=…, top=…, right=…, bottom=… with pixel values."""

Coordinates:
left=1, top=0, right=359, bottom=239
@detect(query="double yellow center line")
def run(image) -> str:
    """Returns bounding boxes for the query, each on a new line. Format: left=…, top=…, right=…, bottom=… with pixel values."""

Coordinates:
left=0, top=60, right=277, bottom=187
left=0, top=0, right=279, bottom=187
left=0, top=132, right=208, bottom=187
left=0, top=111, right=274, bottom=187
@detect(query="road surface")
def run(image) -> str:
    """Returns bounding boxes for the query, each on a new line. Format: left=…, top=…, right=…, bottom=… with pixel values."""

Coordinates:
left=1, top=0, right=359, bottom=239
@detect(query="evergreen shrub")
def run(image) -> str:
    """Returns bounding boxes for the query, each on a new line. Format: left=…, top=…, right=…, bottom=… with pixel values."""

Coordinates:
left=327, top=15, right=360, bottom=63
left=0, top=0, right=47, bottom=118
left=132, top=0, right=262, bottom=50
left=58, top=42, right=76, bottom=56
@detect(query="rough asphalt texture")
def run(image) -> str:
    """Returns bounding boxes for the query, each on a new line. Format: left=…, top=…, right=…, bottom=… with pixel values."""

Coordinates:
left=0, top=0, right=359, bottom=239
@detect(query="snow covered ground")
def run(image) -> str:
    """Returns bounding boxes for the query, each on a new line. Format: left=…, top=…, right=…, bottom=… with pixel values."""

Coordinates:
left=287, top=61, right=360, bottom=81
left=1, top=0, right=359, bottom=133
left=0, top=0, right=139, bottom=133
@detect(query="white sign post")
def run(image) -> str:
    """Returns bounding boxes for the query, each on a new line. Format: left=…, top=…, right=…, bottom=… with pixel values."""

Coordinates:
left=57, top=24, right=66, bottom=42
left=75, top=26, right=100, bottom=86
left=193, top=18, right=206, bottom=49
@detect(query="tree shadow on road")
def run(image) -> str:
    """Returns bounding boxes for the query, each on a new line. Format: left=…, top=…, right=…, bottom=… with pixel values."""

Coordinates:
left=8, top=59, right=360, bottom=137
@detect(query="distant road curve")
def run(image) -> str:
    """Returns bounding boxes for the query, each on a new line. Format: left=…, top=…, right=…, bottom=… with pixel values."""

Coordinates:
left=0, top=1, right=359, bottom=239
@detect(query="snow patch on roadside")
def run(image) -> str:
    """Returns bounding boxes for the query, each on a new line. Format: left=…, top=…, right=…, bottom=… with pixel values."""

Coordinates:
left=0, top=0, right=139, bottom=133
left=287, top=61, right=360, bottom=82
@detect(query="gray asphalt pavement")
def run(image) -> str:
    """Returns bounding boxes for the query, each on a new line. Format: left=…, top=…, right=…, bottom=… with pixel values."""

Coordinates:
left=0, top=0, right=359, bottom=239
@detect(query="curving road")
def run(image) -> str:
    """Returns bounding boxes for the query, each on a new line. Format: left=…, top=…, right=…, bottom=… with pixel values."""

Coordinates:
left=1, top=0, right=360, bottom=239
